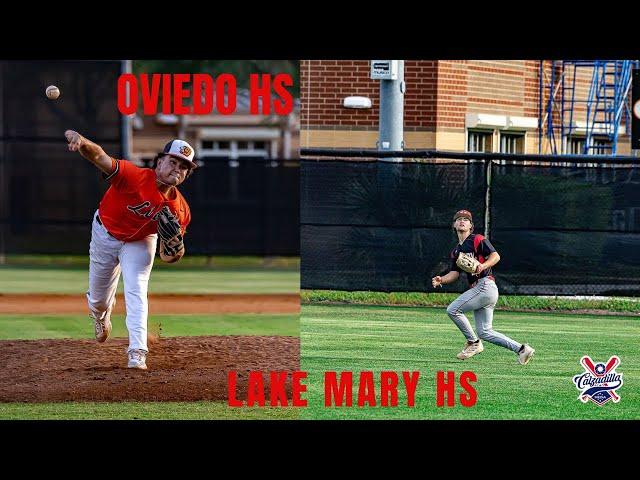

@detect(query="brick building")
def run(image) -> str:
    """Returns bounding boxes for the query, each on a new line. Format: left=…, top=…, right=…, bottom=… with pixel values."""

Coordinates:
left=300, top=60, right=634, bottom=155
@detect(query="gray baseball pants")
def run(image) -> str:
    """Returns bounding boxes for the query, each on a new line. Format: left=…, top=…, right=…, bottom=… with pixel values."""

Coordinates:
left=446, top=277, right=521, bottom=353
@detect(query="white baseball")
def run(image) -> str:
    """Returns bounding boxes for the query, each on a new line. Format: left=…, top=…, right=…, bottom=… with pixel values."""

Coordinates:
left=46, top=85, right=60, bottom=100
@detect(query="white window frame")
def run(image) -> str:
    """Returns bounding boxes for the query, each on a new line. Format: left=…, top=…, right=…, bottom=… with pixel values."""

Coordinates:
left=199, top=140, right=271, bottom=160
left=466, top=129, right=494, bottom=153
left=567, top=136, right=585, bottom=155
left=566, top=135, right=612, bottom=155
left=496, top=130, right=526, bottom=165
left=499, top=131, right=525, bottom=155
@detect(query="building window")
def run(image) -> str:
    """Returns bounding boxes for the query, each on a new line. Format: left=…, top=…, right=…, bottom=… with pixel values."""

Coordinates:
left=199, top=139, right=271, bottom=161
left=591, top=138, right=612, bottom=155
left=240, top=141, right=270, bottom=159
left=568, top=136, right=612, bottom=155
left=568, top=136, right=585, bottom=155
left=467, top=130, right=493, bottom=153
left=499, top=132, right=525, bottom=154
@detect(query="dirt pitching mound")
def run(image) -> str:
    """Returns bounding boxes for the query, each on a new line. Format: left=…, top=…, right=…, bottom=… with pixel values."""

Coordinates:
left=0, top=336, right=299, bottom=402
left=0, top=293, right=299, bottom=315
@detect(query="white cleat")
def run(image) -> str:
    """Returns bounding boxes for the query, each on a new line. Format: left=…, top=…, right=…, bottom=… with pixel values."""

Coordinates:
left=517, top=344, right=535, bottom=365
left=92, top=314, right=112, bottom=343
left=457, top=340, right=484, bottom=360
left=127, top=349, right=148, bottom=370
left=91, top=301, right=114, bottom=343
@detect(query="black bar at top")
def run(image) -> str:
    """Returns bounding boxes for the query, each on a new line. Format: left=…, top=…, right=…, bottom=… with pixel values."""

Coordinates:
left=300, top=148, right=639, bottom=164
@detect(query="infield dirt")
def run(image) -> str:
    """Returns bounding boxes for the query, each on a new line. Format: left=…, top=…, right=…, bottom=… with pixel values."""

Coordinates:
left=0, top=293, right=300, bottom=402
left=0, top=293, right=299, bottom=314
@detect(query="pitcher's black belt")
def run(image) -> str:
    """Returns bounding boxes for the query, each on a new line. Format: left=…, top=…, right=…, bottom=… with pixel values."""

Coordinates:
left=96, top=214, right=116, bottom=238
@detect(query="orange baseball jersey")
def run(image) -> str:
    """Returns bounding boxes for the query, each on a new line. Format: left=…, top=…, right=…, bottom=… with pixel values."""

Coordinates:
left=98, top=159, right=191, bottom=242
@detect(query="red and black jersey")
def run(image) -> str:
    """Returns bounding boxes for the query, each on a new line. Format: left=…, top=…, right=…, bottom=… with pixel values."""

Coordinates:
left=449, top=233, right=497, bottom=285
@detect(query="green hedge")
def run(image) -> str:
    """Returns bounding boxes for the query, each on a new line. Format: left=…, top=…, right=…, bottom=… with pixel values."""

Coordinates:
left=302, top=290, right=640, bottom=314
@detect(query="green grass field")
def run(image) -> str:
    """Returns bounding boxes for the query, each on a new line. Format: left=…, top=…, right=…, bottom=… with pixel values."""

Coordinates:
left=0, top=313, right=298, bottom=340
left=300, top=304, right=639, bottom=419
left=302, top=290, right=640, bottom=314
left=0, top=402, right=299, bottom=420
left=0, top=266, right=299, bottom=294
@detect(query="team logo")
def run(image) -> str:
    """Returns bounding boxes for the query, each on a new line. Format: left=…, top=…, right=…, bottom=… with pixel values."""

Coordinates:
left=179, top=145, right=192, bottom=157
left=572, top=356, right=623, bottom=406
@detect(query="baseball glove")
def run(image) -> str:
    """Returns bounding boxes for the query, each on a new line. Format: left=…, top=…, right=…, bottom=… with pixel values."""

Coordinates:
left=456, top=252, right=480, bottom=275
left=157, top=206, right=183, bottom=256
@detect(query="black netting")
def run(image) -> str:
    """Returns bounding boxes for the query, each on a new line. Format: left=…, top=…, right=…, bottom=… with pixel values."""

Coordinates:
left=302, top=225, right=461, bottom=291
left=1, top=61, right=122, bottom=143
left=1, top=140, right=116, bottom=253
left=301, top=157, right=640, bottom=296
left=491, top=164, right=640, bottom=295
left=0, top=155, right=299, bottom=255
left=180, top=159, right=299, bottom=255
left=302, top=160, right=485, bottom=227
left=0, top=61, right=123, bottom=253
left=301, top=160, right=486, bottom=292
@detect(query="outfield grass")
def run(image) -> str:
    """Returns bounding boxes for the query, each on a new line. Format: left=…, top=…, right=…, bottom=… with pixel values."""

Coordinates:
left=302, top=290, right=640, bottom=314
left=0, top=402, right=299, bottom=420
left=0, top=313, right=299, bottom=340
left=0, top=266, right=299, bottom=294
left=2, top=254, right=300, bottom=270
left=300, top=304, right=640, bottom=419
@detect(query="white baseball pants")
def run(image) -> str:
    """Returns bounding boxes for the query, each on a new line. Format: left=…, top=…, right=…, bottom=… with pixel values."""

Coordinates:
left=86, top=211, right=157, bottom=353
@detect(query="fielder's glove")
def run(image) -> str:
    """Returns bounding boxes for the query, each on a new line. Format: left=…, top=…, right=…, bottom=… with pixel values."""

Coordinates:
left=157, top=206, right=184, bottom=256
left=456, top=252, right=480, bottom=275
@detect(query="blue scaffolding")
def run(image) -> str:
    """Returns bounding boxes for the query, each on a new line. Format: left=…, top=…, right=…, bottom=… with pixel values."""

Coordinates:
left=539, top=60, right=639, bottom=155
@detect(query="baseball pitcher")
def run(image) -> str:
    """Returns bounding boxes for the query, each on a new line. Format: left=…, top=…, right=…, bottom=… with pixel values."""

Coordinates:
left=432, top=210, right=535, bottom=365
left=66, top=130, right=196, bottom=369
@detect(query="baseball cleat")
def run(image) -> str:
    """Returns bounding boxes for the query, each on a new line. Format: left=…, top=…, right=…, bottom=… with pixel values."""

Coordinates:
left=517, top=344, right=535, bottom=365
left=127, top=349, right=148, bottom=370
left=92, top=313, right=112, bottom=343
left=457, top=340, right=484, bottom=360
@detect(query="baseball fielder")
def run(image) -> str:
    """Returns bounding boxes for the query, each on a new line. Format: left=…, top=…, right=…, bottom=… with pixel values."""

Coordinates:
left=65, top=130, right=196, bottom=369
left=432, top=210, right=535, bottom=364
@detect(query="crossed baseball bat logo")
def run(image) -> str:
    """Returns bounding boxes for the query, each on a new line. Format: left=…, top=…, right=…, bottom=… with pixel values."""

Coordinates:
left=580, top=355, right=621, bottom=402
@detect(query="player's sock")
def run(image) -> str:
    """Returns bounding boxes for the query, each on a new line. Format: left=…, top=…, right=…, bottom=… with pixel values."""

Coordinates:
left=518, top=344, right=525, bottom=353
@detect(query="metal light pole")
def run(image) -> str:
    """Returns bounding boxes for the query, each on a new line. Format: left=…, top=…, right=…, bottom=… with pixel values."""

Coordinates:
left=372, top=60, right=405, bottom=162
